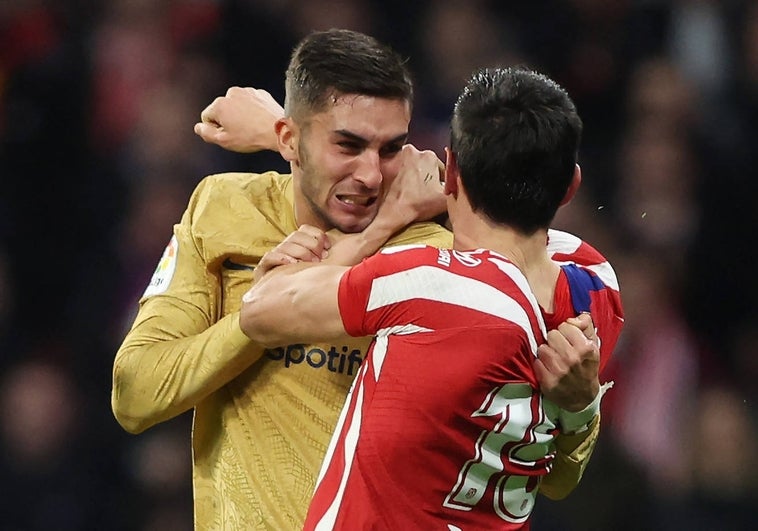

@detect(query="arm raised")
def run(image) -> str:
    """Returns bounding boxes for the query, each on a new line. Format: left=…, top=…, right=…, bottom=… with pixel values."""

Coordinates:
left=194, top=86, right=284, bottom=153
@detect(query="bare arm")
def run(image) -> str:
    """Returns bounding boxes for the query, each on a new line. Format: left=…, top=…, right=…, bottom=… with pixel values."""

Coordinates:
left=194, top=86, right=284, bottom=152
left=240, top=261, right=349, bottom=347
left=241, top=143, right=450, bottom=349
left=251, top=143, right=449, bottom=283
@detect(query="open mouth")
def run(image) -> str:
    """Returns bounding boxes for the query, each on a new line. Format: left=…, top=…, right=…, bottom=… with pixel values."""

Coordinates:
left=336, top=194, right=377, bottom=207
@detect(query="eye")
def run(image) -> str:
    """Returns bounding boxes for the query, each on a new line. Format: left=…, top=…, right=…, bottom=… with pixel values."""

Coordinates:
left=337, top=141, right=361, bottom=153
left=379, top=143, right=403, bottom=158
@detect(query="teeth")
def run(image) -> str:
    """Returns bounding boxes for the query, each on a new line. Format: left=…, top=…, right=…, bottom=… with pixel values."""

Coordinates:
left=339, top=195, right=371, bottom=206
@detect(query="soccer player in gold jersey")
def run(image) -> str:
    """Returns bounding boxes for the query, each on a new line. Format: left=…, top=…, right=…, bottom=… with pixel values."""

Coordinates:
left=113, top=29, right=602, bottom=530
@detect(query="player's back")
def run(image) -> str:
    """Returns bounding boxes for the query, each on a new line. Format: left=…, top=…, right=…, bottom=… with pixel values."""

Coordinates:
left=307, top=246, right=561, bottom=530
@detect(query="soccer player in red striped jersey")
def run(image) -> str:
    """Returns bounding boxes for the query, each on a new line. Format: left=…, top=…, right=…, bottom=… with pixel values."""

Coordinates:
left=240, top=67, right=624, bottom=529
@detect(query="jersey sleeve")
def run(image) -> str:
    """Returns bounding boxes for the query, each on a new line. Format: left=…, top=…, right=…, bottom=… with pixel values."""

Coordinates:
left=539, top=415, right=600, bottom=500
left=547, top=229, right=624, bottom=375
left=541, top=230, right=621, bottom=498
left=111, top=176, right=266, bottom=434
left=337, top=245, right=437, bottom=337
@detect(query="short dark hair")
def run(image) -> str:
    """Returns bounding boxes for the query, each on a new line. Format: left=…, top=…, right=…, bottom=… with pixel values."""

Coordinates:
left=451, top=67, right=583, bottom=234
left=284, top=29, right=413, bottom=120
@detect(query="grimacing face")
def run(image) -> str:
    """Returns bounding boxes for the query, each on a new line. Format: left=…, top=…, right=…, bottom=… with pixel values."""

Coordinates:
left=291, top=94, right=411, bottom=233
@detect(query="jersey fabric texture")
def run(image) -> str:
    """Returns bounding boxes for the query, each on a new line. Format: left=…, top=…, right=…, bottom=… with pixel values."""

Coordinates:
left=112, top=172, right=454, bottom=530
left=305, top=236, right=624, bottom=530
left=545, top=229, right=624, bottom=375
left=112, top=172, right=612, bottom=529
left=306, top=247, right=551, bottom=530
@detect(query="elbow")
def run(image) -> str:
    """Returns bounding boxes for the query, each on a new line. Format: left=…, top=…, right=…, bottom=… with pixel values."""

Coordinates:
left=111, top=396, right=151, bottom=434
left=111, top=366, right=155, bottom=434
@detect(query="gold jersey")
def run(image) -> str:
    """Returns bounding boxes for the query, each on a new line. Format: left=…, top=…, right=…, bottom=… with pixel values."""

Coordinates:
left=112, top=171, right=598, bottom=530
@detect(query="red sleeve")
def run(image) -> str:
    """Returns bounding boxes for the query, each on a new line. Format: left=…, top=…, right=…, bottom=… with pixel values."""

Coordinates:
left=337, top=258, right=376, bottom=337
left=337, top=245, right=437, bottom=338
left=547, top=230, right=625, bottom=375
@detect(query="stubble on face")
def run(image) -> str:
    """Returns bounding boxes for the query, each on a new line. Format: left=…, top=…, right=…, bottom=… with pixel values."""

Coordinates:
left=292, top=95, right=410, bottom=234
left=296, top=134, right=349, bottom=232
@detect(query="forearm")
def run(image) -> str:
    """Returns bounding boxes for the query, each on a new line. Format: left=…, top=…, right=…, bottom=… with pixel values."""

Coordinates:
left=241, top=262, right=348, bottom=346
left=112, top=309, right=265, bottom=434
left=326, top=209, right=414, bottom=266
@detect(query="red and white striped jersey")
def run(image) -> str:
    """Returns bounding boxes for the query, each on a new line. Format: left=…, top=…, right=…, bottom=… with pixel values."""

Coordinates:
left=545, top=229, right=624, bottom=375
left=304, top=246, right=560, bottom=530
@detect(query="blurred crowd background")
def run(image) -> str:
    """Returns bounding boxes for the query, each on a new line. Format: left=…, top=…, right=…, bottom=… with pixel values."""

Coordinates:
left=1, top=0, right=757, bottom=529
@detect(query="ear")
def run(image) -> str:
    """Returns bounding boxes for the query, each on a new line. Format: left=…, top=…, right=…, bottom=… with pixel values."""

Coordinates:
left=275, top=117, right=299, bottom=163
left=559, top=164, right=582, bottom=207
left=443, top=147, right=459, bottom=197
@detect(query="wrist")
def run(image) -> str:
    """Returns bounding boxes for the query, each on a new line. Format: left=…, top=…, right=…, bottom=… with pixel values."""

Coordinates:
left=324, top=225, right=394, bottom=267
left=559, top=381, right=613, bottom=434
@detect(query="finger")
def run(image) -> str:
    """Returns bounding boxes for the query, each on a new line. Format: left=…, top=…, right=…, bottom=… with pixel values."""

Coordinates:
left=295, top=224, right=328, bottom=241
left=263, top=250, right=298, bottom=267
left=535, top=342, right=568, bottom=376
left=200, top=97, right=223, bottom=124
left=285, top=228, right=327, bottom=250
left=277, top=241, right=325, bottom=262
left=566, top=312, right=593, bottom=332
left=226, top=85, right=244, bottom=97
left=253, top=87, right=272, bottom=100
left=568, top=313, right=598, bottom=345
left=194, top=122, right=221, bottom=142
left=291, top=225, right=331, bottom=255
left=253, top=251, right=297, bottom=283
left=557, top=320, right=594, bottom=348
left=279, top=232, right=329, bottom=261
left=545, top=326, right=574, bottom=352
left=532, top=356, right=559, bottom=391
left=556, top=321, right=599, bottom=362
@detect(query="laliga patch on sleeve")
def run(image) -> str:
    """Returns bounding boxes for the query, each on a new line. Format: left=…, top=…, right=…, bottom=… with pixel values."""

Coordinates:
left=143, top=235, right=179, bottom=298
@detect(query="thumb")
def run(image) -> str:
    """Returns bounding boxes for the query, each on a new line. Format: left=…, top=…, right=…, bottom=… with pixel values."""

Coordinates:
left=194, top=122, right=222, bottom=143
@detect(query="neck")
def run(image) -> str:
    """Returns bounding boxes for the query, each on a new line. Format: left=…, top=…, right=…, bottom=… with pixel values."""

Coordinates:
left=452, top=216, right=559, bottom=312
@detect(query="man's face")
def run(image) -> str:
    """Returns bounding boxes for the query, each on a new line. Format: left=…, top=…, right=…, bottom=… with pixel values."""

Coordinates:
left=290, top=94, right=410, bottom=233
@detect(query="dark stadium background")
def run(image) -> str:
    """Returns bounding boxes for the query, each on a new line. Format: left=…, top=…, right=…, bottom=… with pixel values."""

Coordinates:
left=1, top=1, right=756, bottom=529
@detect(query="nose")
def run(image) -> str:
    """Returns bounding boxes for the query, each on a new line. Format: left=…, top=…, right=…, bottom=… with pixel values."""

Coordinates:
left=353, top=150, right=383, bottom=190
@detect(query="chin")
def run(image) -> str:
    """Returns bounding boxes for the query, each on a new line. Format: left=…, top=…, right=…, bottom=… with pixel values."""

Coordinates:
left=334, top=216, right=374, bottom=234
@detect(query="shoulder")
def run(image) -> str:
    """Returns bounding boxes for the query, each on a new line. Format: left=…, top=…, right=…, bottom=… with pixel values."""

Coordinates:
left=384, top=222, right=453, bottom=249
left=183, top=171, right=295, bottom=257
left=192, top=171, right=291, bottom=205
left=351, top=244, right=442, bottom=280
left=547, top=229, right=619, bottom=291
left=376, top=243, right=441, bottom=260
left=187, top=171, right=293, bottom=224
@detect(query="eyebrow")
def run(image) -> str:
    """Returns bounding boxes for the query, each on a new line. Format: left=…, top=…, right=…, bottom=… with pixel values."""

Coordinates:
left=334, top=129, right=408, bottom=146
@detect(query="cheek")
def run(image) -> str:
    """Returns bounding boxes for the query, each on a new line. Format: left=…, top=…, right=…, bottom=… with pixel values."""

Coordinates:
left=309, top=152, right=352, bottom=195
left=322, top=150, right=366, bottom=184
left=381, top=156, right=402, bottom=180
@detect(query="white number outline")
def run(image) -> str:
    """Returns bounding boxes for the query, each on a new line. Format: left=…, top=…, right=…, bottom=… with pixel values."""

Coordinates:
left=442, top=383, right=558, bottom=523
